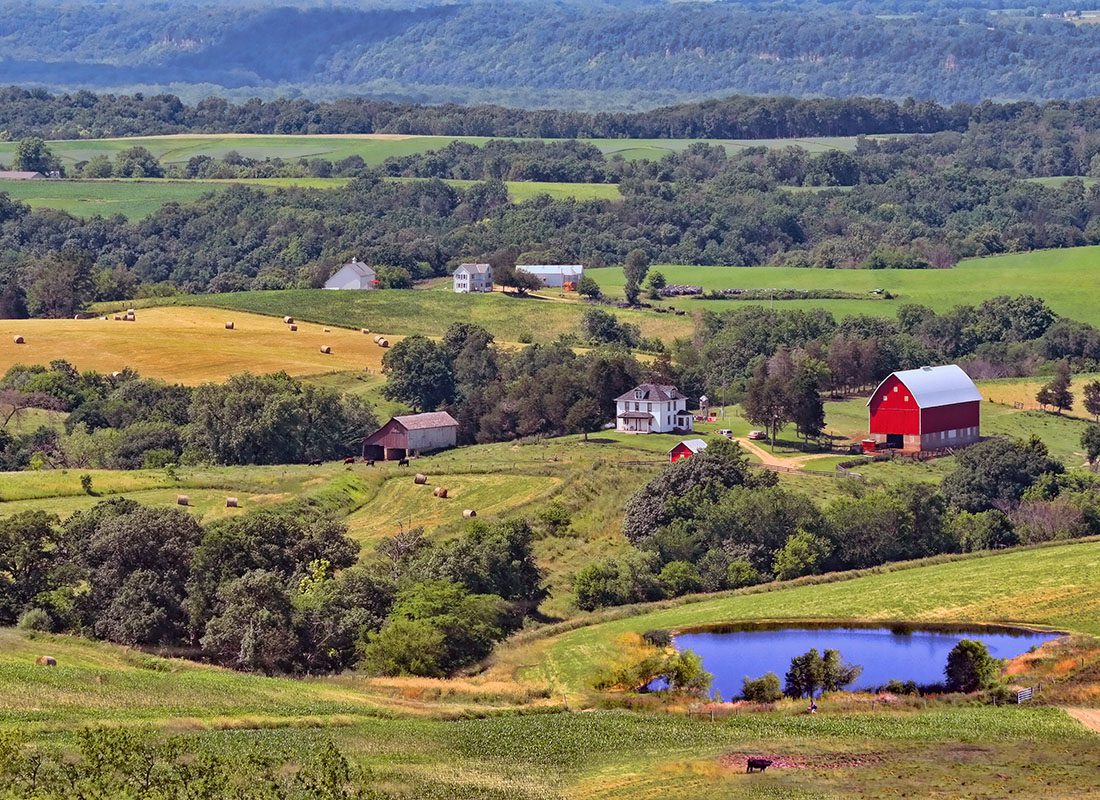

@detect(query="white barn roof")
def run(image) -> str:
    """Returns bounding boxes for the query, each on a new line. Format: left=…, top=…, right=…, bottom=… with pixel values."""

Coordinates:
left=669, top=439, right=708, bottom=454
left=517, top=264, right=583, bottom=276
left=868, top=365, right=981, bottom=409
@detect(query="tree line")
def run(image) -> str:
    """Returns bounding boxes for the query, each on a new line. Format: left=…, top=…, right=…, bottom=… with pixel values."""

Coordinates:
left=575, top=435, right=1095, bottom=610
left=2, top=499, right=544, bottom=679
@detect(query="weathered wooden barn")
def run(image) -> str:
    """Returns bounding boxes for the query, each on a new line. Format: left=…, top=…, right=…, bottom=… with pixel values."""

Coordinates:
left=867, top=365, right=981, bottom=452
left=362, top=411, right=459, bottom=461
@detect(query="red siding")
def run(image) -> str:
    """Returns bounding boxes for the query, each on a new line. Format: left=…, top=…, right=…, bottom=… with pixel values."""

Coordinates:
left=363, top=419, right=409, bottom=449
left=921, top=401, right=980, bottom=433
left=669, top=444, right=693, bottom=463
left=868, top=375, right=921, bottom=436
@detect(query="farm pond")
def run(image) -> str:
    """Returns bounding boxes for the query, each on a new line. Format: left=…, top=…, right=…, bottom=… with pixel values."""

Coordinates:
left=664, top=623, right=1059, bottom=696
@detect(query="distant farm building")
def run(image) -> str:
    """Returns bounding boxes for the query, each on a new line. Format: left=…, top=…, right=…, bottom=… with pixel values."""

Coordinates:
left=324, top=258, right=378, bottom=290
left=0, top=170, right=47, bottom=180
left=516, top=264, right=583, bottom=288
left=866, top=365, right=981, bottom=453
left=616, top=384, right=693, bottom=434
left=668, top=438, right=707, bottom=463
left=362, top=411, right=459, bottom=461
left=453, top=263, right=493, bottom=293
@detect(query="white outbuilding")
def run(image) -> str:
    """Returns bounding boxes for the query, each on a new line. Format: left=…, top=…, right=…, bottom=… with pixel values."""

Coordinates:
left=324, top=258, right=378, bottom=290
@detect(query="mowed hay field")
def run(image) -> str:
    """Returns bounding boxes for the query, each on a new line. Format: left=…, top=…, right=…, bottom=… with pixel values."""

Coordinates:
left=0, top=133, right=868, bottom=169
left=588, top=245, right=1100, bottom=326
left=128, top=288, right=695, bottom=342
left=0, top=306, right=396, bottom=385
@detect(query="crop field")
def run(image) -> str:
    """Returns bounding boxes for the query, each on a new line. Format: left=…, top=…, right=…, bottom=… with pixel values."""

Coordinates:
left=981, top=372, right=1100, bottom=420
left=119, top=288, right=695, bottom=344
left=0, top=306, right=399, bottom=385
left=0, top=133, right=868, bottom=171
left=588, top=245, right=1100, bottom=326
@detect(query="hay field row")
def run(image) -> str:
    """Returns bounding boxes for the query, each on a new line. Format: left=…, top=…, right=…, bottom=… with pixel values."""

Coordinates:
left=587, top=245, right=1100, bottom=326
left=0, top=133, right=866, bottom=169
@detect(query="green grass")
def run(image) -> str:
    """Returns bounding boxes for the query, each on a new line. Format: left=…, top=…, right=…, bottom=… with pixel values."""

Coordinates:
left=589, top=245, right=1100, bottom=326
left=0, top=177, right=620, bottom=220
left=115, top=288, right=695, bottom=343
left=0, top=134, right=870, bottom=171
left=517, top=540, right=1100, bottom=696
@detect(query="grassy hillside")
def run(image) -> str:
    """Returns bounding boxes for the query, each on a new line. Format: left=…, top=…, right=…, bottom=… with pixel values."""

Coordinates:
left=112, top=289, right=694, bottom=343
left=0, top=134, right=865, bottom=171
left=0, top=177, right=622, bottom=220
left=588, top=246, right=1100, bottom=326
left=504, top=540, right=1100, bottom=696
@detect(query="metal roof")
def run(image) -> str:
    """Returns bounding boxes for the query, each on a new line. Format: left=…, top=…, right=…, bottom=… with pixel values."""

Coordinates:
left=516, top=264, right=583, bottom=276
left=669, top=439, right=708, bottom=454
left=455, top=263, right=491, bottom=275
left=394, top=411, right=459, bottom=430
left=615, top=384, right=687, bottom=403
left=868, top=365, right=981, bottom=409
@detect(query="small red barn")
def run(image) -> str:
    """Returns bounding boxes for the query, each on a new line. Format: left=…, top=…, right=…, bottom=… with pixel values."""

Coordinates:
left=867, top=365, right=981, bottom=452
left=668, top=438, right=708, bottom=463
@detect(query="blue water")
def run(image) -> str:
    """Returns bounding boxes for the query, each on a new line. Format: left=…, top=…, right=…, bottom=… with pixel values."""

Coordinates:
left=671, top=625, right=1058, bottom=697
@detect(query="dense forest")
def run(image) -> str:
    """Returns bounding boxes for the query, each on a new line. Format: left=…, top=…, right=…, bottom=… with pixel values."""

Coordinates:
left=4, top=1, right=1100, bottom=107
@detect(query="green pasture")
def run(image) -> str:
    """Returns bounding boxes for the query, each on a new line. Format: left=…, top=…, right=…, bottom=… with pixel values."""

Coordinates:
left=520, top=539, right=1100, bottom=696
left=119, top=288, right=696, bottom=343
left=0, top=177, right=620, bottom=220
left=0, top=133, right=868, bottom=171
left=588, top=245, right=1100, bottom=326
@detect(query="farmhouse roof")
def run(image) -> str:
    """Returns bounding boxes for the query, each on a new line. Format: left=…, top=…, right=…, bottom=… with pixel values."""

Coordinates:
left=0, top=170, right=43, bottom=180
left=394, top=411, right=460, bottom=430
left=669, top=439, right=708, bottom=454
left=868, top=365, right=981, bottom=409
left=617, top=411, right=654, bottom=420
left=616, top=383, right=687, bottom=403
left=456, top=263, right=491, bottom=275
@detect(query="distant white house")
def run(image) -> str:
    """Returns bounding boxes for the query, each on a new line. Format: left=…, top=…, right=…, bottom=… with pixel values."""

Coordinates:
left=453, top=263, right=493, bottom=293
left=615, top=383, right=693, bottom=434
left=516, top=264, right=583, bottom=288
left=324, top=258, right=378, bottom=290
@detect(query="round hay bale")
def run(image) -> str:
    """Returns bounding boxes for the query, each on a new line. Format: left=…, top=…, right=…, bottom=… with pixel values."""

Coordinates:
left=373, top=335, right=382, bottom=343
left=463, top=509, right=477, bottom=518
left=323, top=327, right=331, bottom=332
left=111, top=371, right=122, bottom=379
left=289, top=324, right=298, bottom=331
left=434, top=486, right=449, bottom=499
left=176, top=495, right=189, bottom=506
left=414, top=473, right=428, bottom=485
left=378, top=338, right=389, bottom=348
left=35, top=656, right=56, bottom=667
left=126, top=308, right=135, bottom=314
left=124, top=313, right=135, bottom=322
left=224, top=321, right=234, bottom=330
left=12, top=335, right=24, bottom=344
left=226, top=497, right=239, bottom=508
left=320, top=345, right=332, bottom=354
left=361, top=328, right=370, bottom=334
left=113, top=315, right=122, bottom=321
left=283, top=316, right=294, bottom=324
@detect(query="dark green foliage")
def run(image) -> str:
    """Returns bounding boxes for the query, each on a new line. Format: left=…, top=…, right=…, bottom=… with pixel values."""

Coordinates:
left=941, top=436, right=1064, bottom=513
left=0, top=511, right=62, bottom=625
left=741, top=672, right=783, bottom=702
left=772, top=531, right=832, bottom=581
left=622, top=249, right=650, bottom=305
left=574, top=551, right=664, bottom=611
left=950, top=510, right=1019, bottom=552
left=581, top=308, right=639, bottom=348
left=381, top=334, right=455, bottom=412
left=577, top=274, right=602, bottom=299
left=187, top=372, right=375, bottom=465
left=657, top=561, right=702, bottom=597
left=1037, top=361, right=1074, bottom=414
left=784, top=648, right=861, bottom=698
left=200, top=569, right=300, bottom=675
left=1083, top=424, right=1100, bottom=468
left=13, top=137, right=58, bottom=174
left=944, top=639, right=1003, bottom=693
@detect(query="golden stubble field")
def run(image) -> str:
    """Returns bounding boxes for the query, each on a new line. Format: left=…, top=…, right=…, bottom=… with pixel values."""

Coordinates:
left=0, top=306, right=398, bottom=384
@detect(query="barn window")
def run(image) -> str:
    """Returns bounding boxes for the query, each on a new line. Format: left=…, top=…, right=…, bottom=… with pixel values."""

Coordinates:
left=903, top=395, right=909, bottom=402
left=893, top=386, right=898, bottom=392
left=882, top=395, right=887, bottom=402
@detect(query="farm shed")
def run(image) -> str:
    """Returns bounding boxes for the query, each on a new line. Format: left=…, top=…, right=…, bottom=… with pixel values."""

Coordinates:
left=867, top=365, right=981, bottom=453
left=453, top=262, right=493, bottom=293
left=324, top=257, right=377, bottom=290
left=516, top=264, right=583, bottom=288
left=362, top=411, right=459, bottom=461
left=668, top=438, right=708, bottom=463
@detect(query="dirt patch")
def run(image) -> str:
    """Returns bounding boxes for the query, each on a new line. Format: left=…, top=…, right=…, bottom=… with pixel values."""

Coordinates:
left=1066, top=707, right=1100, bottom=733
left=721, top=752, right=882, bottom=771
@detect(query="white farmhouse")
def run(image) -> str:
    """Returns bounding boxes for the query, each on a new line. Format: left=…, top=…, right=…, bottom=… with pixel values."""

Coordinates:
left=453, top=263, right=493, bottom=293
left=516, top=264, right=583, bottom=288
left=615, top=384, right=694, bottom=434
left=324, top=258, right=378, bottom=290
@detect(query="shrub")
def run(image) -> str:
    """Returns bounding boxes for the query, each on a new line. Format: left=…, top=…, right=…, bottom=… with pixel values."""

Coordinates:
left=79, top=473, right=93, bottom=495
left=17, top=607, right=53, bottom=632
left=945, top=639, right=1003, bottom=693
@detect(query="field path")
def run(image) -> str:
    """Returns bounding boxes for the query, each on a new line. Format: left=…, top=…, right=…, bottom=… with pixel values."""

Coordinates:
left=736, top=436, right=835, bottom=469
left=1065, top=707, right=1100, bottom=733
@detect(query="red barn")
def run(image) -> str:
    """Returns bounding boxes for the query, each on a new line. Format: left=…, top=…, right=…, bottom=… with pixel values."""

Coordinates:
left=867, top=365, right=981, bottom=452
left=668, top=438, right=708, bottom=463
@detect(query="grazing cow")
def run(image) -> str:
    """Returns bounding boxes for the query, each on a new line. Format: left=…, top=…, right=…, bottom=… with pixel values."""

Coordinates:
left=309, top=459, right=323, bottom=466
left=397, top=457, right=410, bottom=466
left=366, top=459, right=375, bottom=467
left=343, top=456, right=355, bottom=464
left=746, top=758, right=773, bottom=774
